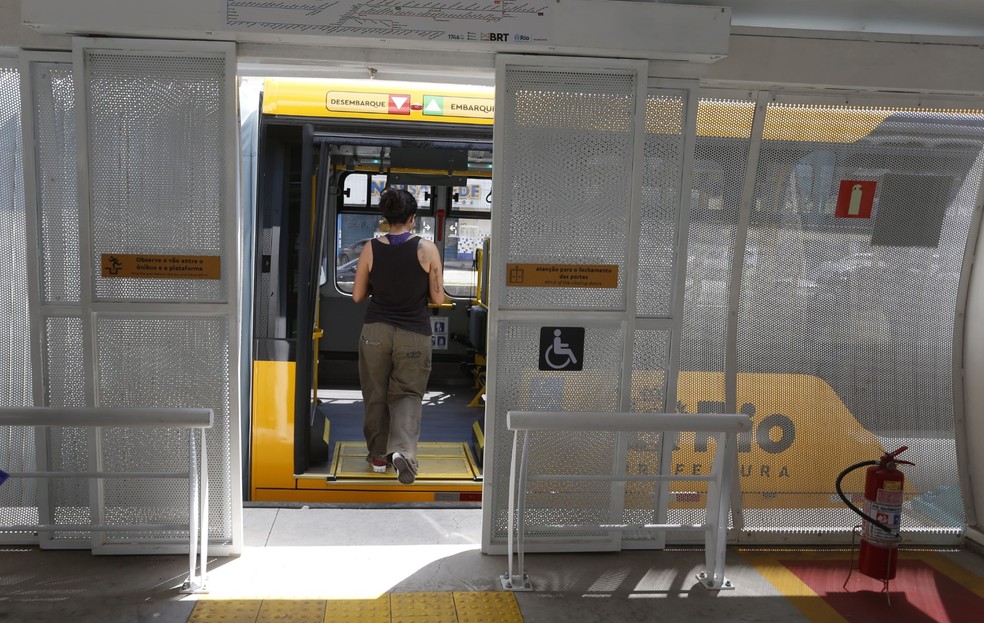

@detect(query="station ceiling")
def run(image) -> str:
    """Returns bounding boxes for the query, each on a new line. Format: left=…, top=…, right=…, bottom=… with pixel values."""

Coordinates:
left=670, top=0, right=984, bottom=38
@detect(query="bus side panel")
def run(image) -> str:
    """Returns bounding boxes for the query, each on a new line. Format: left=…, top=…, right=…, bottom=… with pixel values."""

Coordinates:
left=251, top=360, right=297, bottom=492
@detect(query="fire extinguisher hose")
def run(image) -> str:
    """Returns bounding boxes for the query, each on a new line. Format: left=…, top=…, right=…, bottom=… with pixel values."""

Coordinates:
left=835, top=460, right=896, bottom=535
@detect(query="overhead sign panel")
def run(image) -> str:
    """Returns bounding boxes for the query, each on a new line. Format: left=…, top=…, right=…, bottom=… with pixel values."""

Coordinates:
left=24, top=2, right=732, bottom=63
left=423, top=95, right=495, bottom=119
left=265, top=79, right=495, bottom=124
left=326, top=91, right=389, bottom=114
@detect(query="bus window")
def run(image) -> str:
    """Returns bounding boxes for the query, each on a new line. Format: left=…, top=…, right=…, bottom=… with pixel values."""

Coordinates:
left=342, top=173, right=433, bottom=209
left=444, top=217, right=490, bottom=299
left=335, top=212, right=436, bottom=294
left=451, top=178, right=492, bottom=213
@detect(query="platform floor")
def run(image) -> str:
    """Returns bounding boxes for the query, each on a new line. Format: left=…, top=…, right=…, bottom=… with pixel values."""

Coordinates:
left=2, top=507, right=984, bottom=622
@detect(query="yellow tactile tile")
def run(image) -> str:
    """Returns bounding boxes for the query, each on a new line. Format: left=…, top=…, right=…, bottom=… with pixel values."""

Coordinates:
left=453, top=592, right=524, bottom=623
left=257, top=599, right=326, bottom=622
left=188, top=592, right=525, bottom=623
left=390, top=592, right=457, bottom=623
left=324, top=596, right=390, bottom=623
left=188, top=599, right=262, bottom=623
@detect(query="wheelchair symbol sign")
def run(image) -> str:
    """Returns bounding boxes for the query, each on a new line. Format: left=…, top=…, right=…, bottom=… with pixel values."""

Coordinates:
left=539, top=327, right=584, bottom=371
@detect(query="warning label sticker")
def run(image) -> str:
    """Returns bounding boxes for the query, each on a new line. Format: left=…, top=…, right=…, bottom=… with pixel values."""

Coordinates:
left=506, top=263, right=618, bottom=288
left=101, top=254, right=221, bottom=280
left=862, top=498, right=902, bottom=541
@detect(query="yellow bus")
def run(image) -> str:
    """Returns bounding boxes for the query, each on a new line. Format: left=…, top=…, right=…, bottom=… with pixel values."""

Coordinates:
left=248, top=78, right=980, bottom=512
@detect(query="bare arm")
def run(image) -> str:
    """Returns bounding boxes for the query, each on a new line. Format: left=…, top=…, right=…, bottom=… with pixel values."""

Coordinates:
left=419, top=239, right=445, bottom=305
left=351, top=240, right=373, bottom=303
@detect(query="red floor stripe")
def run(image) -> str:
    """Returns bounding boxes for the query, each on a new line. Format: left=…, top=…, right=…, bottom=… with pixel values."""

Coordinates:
left=781, top=558, right=981, bottom=623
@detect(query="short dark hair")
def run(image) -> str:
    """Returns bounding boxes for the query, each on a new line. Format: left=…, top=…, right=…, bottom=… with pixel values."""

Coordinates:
left=379, top=187, right=418, bottom=225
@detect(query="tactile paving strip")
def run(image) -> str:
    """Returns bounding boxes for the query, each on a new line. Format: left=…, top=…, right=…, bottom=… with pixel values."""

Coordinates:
left=325, top=595, right=390, bottom=623
left=390, top=592, right=457, bottom=623
left=257, top=599, right=326, bottom=622
left=188, top=593, right=523, bottom=623
left=188, top=599, right=262, bottom=622
left=454, top=592, right=524, bottom=623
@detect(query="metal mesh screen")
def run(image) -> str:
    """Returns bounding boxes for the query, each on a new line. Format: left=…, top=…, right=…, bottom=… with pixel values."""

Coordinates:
left=735, top=104, right=983, bottom=536
left=85, top=52, right=226, bottom=302
left=96, top=314, right=231, bottom=541
left=623, top=329, right=671, bottom=531
left=637, top=91, right=687, bottom=317
left=1, top=65, right=30, bottom=407
left=665, top=98, right=756, bottom=533
left=44, top=316, right=90, bottom=540
left=497, top=68, right=635, bottom=310
left=680, top=99, right=755, bottom=374
left=489, top=322, right=623, bottom=542
left=0, top=63, right=39, bottom=531
left=32, top=62, right=80, bottom=304
left=43, top=316, right=86, bottom=408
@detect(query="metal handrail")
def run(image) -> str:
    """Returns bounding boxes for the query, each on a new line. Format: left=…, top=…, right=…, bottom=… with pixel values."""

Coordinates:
left=0, top=407, right=212, bottom=593
left=500, top=410, right=751, bottom=592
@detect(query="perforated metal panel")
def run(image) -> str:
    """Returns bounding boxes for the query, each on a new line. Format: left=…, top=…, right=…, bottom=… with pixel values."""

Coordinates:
left=0, top=423, right=39, bottom=529
left=96, top=314, right=231, bottom=541
left=497, top=68, right=635, bottom=310
left=489, top=322, right=624, bottom=542
left=43, top=316, right=86, bottom=407
left=679, top=99, right=755, bottom=375
left=735, top=103, right=982, bottom=536
left=7, top=46, right=237, bottom=551
left=32, top=62, right=79, bottom=304
left=623, top=329, right=671, bottom=532
left=630, top=330, right=671, bottom=413
left=0, top=63, right=38, bottom=532
left=487, top=61, right=647, bottom=549
left=85, top=51, right=227, bottom=302
left=43, top=316, right=89, bottom=542
left=637, top=92, right=687, bottom=317
left=75, top=43, right=238, bottom=551
left=1, top=64, right=30, bottom=407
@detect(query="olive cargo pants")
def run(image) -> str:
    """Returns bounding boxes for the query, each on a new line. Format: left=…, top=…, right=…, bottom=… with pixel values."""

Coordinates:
left=358, top=322, right=432, bottom=466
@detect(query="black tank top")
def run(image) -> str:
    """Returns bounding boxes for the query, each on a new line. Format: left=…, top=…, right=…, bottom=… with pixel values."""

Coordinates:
left=364, top=237, right=432, bottom=335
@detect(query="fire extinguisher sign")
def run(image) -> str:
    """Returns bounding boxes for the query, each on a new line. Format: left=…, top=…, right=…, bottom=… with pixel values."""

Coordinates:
left=835, top=180, right=877, bottom=218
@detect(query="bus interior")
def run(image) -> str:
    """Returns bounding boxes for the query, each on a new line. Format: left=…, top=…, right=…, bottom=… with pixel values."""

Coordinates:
left=249, top=78, right=494, bottom=503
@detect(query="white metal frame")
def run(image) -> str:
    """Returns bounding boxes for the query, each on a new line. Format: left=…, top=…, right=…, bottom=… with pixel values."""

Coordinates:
left=484, top=54, right=650, bottom=554
left=0, top=54, right=35, bottom=546
left=636, top=76, right=704, bottom=550
left=500, top=410, right=750, bottom=591
left=70, top=37, right=242, bottom=554
left=0, top=407, right=213, bottom=592
left=18, top=50, right=88, bottom=550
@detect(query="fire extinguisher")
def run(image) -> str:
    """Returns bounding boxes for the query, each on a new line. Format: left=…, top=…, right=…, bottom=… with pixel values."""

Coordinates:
left=835, top=446, right=914, bottom=581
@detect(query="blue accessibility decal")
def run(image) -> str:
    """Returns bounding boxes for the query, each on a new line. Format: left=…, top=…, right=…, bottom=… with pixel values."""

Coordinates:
left=0, top=469, right=9, bottom=485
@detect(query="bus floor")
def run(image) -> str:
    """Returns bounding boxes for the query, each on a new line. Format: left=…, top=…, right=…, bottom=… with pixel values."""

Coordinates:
left=312, top=384, right=484, bottom=479
left=4, top=506, right=984, bottom=623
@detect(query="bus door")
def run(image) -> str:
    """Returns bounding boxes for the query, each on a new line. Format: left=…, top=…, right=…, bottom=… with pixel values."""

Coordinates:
left=293, top=126, right=332, bottom=475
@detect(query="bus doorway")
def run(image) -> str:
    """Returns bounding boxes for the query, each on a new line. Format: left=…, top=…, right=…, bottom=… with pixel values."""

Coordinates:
left=249, top=78, right=493, bottom=504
